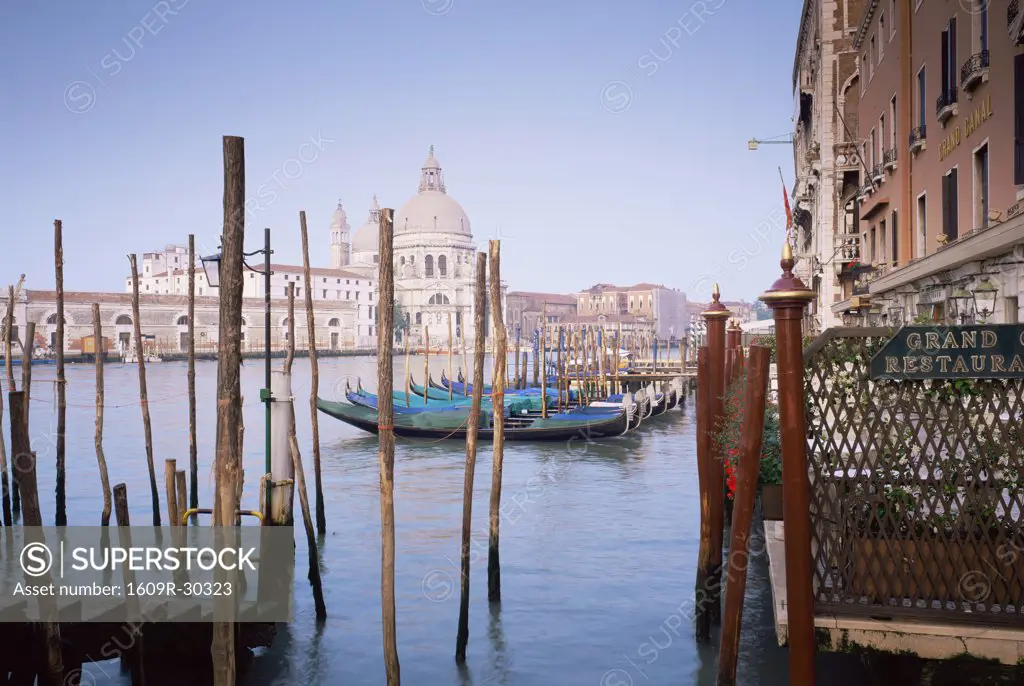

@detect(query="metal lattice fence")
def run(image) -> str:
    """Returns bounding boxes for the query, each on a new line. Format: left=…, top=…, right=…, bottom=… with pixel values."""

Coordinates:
left=803, top=328, right=1024, bottom=625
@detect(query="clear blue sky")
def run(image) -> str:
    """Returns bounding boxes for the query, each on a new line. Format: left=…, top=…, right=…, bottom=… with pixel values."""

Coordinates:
left=1, top=0, right=802, bottom=303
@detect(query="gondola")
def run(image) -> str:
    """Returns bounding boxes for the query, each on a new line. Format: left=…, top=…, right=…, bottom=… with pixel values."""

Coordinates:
left=441, top=370, right=567, bottom=400
left=348, top=384, right=543, bottom=415
left=317, top=397, right=631, bottom=441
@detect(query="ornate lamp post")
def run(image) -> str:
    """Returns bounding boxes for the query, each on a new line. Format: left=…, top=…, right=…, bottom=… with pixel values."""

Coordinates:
left=202, top=227, right=274, bottom=514
left=972, top=276, right=999, bottom=323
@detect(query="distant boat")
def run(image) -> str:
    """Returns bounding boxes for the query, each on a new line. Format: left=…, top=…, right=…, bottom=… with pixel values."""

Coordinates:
left=1, top=358, right=56, bottom=366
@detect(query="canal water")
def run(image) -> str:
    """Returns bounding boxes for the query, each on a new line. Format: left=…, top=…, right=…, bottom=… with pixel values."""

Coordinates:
left=7, top=356, right=868, bottom=685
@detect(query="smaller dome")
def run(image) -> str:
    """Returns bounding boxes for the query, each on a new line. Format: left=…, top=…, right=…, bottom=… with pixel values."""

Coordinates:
left=352, top=195, right=381, bottom=256
left=330, top=201, right=349, bottom=231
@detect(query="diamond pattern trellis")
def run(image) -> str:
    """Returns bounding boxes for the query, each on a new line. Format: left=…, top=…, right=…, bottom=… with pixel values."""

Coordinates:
left=803, top=328, right=1024, bottom=625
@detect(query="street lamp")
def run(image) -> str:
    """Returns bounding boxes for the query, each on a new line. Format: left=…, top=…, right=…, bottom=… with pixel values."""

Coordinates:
left=948, top=286, right=974, bottom=324
left=748, top=134, right=795, bottom=150
left=204, top=227, right=274, bottom=515
left=972, top=276, right=999, bottom=322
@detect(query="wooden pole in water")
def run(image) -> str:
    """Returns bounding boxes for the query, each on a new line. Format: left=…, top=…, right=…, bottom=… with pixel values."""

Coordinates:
left=10, top=390, right=64, bottom=684
left=455, top=251, right=487, bottom=664
left=461, top=323, right=468, bottom=396
left=513, top=330, right=520, bottom=390
left=702, top=285, right=731, bottom=623
left=615, top=323, right=622, bottom=396
left=596, top=326, right=606, bottom=401
left=487, top=239, right=507, bottom=603
left=53, top=219, right=67, bottom=526
left=760, top=244, right=817, bottom=686
left=93, top=304, right=112, bottom=526
left=175, top=470, right=187, bottom=527
left=716, top=345, right=770, bottom=686
left=0, top=280, right=18, bottom=526
left=164, top=458, right=179, bottom=532
left=187, top=234, right=198, bottom=523
left=694, top=347, right=712, bottom=642
left=20, top=322, right=33, bottom=435
left=211, top=135, right=246, bottom=686
left=540, top=302, right=547, bottom=418
left=447, top=313, right=454, bottom=401
left=128, top=254, right=161, bottom=527
left=376, top=207, right=401, bottom=685
left=300, top=210, right=327, bottom=536
left=423, top=325, right=430, bottom=405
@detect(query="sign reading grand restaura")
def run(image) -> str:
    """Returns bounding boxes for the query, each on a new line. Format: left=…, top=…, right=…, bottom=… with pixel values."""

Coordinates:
left=870, top=325, right=1024, bottom=380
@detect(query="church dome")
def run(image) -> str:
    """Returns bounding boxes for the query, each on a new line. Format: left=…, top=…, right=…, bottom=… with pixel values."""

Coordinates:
left=394, top=146, right=472, bottom=237
left=330, top=202, right=349, bottom=232
left=352, top=195, right=381, bottom=255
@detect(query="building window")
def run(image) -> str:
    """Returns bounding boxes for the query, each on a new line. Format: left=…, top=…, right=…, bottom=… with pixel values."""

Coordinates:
left=974, top=143, right=989, bottom=230
left=1007, top=297, right=1020, bottom=324
left=425, top=255, right=434, bottom=277
left=891, top=210, right=898, bottom=266
left=415, top=312, right=422, bottom=325
left=861, top=54, right=868, bottom=94
left=869, top=128, right=876, bottom=168
left=889, top=0, right=896, bottom=39
left=940, top=18, right=957, bottom=106
left=1016, top=55, right=1024, bottom=185
left=917, top=193, right=927, bottom=257
left=917, top=65, right=927, bottom=129
left=356, top=291, right=360, bottom=300
left=438, top=255, right=447, bottom=277
left=322, top=289, right=327, bottom=298
left=869, top=36, right=876, bottom=78
left=346, top=291, right=351, bottom=299
left=870, top=226, right=877, bottom=263
left=889, top=95, right=897, bottom=150
left=942, top=167, right=959, bottom=241
left=879, top=114, right=885, bottom=161
left=879, top=218, right=887, bottom=264
left=878, top=14, right=885, bottom=60
left=973, top=0, right=988, bottom=53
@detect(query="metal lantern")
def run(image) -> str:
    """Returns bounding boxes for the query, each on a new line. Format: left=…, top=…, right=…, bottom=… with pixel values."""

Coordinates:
left=948, top=286, right=974, bottom=324
left=971, top=276, right=999, bottom=322
left=200, top=251, right=222, bottom=288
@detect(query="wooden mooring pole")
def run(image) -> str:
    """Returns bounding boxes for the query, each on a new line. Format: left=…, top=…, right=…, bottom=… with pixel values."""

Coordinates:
left=187, top=234, right=198, bottom=523
left=92, top=304, right=112, bottom=525
left=701, top=286, right=731, bottom=623
left=455, top=251, right=487, bottom=664
left=377, top=207, right=401, bottom=685
left=694, top=347, right=713, bottom=642
left=448, top=314, right=454, bottom=401
left=299, top=210, right=327, bottom=536
left=487, top=240, right=506, bottom=603
left=128, top=254, right=161, bottom=526
left=53, top=220, right=67, bottom=526
left=760, top=244, right=817, bottom=686
left=423, top=325, right=430, bottom=405
left=211, top=134, right=246, bottom=686
left=716, top=346, right=771, bottom=686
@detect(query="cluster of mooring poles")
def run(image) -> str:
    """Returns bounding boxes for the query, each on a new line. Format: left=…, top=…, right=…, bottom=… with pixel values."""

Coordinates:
left=0, top=136, right=330, bottom=685
left=695, top=245, right=818, bottom=686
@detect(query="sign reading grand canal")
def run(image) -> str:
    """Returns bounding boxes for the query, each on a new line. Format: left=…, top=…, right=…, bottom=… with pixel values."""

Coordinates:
left=869, top=325, right=1024, bottom=380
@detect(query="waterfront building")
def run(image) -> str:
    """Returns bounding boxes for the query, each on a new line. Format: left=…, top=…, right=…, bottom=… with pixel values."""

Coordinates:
left=505, top=291, right=577, bottom=341
left=575, top=283, right=688, bottom=342
left=837, top=1, right=1024, bottom=325
left=6, top=287, right=362, bottom=356
left=791, top=0, right=867, bottom=331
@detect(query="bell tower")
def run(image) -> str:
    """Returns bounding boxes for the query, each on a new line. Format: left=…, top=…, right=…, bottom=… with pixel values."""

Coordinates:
left=330, top=200, right=350, bottom=268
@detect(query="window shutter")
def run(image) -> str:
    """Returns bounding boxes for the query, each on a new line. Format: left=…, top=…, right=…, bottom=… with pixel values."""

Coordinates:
left=950, top=168, right=959, bottom=239
left=891, top=211, right=898, bottom=263
left=1016, top=55, right=1024, bottom=184
left=942, top=174, right=951, bottom=240
left=941, top=30, right=949, bottom=95
left=949, top=18, right=957, bottom=93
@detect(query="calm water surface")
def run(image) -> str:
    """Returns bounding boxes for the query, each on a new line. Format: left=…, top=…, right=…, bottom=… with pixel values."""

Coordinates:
left=7, top=355, right=865, bottom=685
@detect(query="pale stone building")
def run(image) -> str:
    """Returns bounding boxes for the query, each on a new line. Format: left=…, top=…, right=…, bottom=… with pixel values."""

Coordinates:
left=576, top=283, right=688, bottom=342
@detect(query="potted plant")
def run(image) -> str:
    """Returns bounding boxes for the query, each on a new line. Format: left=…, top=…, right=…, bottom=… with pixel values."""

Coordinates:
left=758, top=404, right=783, bottom=520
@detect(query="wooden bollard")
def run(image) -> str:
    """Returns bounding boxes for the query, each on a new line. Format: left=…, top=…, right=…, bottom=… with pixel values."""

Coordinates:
left=716, top=346, right=771, bottom=686
left=187, top=234, right=198, bottom=522
left=93, top=304, right=112, bottom=526
left=701, top=286, right=731, bottom=623
left=487, top=240, right=507, bottom=603
left=128, top=254, right=160, bottom=526
left=455, top=251, right=488, bottom=664
left=54, top=219, right=67, bottom=527
left=299, top=211, right=327, bottom=536
left=694, top=348, right=713, bottom=642
left=760, top=243, right=816, bottom=686
left=376, top=207, right=401, bottom=685
left=164, top=459, right=178, bottom=529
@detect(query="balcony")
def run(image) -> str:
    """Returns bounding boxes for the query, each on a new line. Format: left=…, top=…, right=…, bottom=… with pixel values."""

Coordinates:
left=833, top=233, right=861, bottom=263
left=857, top=182, right=874, bottom=202
left=936, top=87, right=959, bottom=124
left=871, top=164, right=885, bottom=184
left=909, top=125, right=927, bottom=154
left=961, top=51, right=990, bottom=93
left=883, top=147, right=897, bottom=172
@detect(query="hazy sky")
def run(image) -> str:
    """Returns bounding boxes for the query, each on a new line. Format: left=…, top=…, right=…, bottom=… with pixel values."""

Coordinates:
left=1, top=0, right=801, bottom=303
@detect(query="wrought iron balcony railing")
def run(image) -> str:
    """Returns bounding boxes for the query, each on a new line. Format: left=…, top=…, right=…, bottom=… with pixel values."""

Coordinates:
left=961, top=50, right=990, bottom=92
left=871, top=164, right=885, bottom=183
left=909, top=125, right=926, bottom=153
left=936, top=87, right=958, bottom=122
left=883, top=148, right=897, bottom=170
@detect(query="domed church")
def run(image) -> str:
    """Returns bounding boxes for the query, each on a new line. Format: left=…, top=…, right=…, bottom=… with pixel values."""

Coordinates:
left=332, top=146, right=496, bottom=347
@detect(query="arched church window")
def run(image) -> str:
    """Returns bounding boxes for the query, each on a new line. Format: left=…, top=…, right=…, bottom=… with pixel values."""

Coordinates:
left=400, top=256, right=406, bottom=265
left=328, top=318, right=341, bottom=327
left=116, top=315, right=132, bottom=326
left=438, top=255, right=447, bottom=277
left=46, top=314, right=67, bottom=325
left=425, top=255, right=434, bottom=277
left=415, top=312, right=422, bottom=325
left=455, top=312, right=461, bottom=326
left=176, top=316, right=188, bottom=326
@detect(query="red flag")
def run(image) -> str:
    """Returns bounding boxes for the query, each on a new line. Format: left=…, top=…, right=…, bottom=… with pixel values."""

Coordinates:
left=781, top=178, right=792, bottom=229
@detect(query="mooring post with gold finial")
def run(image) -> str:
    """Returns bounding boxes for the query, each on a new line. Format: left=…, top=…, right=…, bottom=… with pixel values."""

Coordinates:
left=701, top=284, right=731, bottom=625
left=759, top=242, right=816, bottom=686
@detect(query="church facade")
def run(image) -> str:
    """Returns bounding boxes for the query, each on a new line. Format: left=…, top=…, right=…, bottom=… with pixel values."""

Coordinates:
left=335, top=146, right=501, bottom=347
